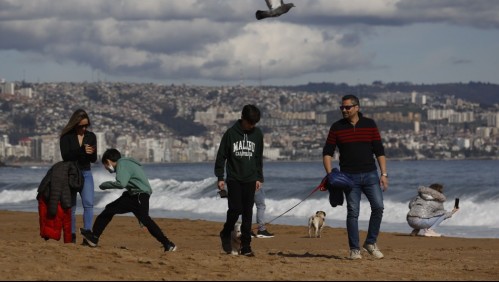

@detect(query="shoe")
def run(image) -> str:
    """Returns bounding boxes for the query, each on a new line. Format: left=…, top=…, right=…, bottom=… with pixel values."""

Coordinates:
left=71, top=233, right=76, bottom=244
left=251, top=231, right=257, bottom=238
left=256, top=230, right=274, bottom=238
left=349, top=249, right=362, bottom=260
left=80, top=228, right=98, bottom=247
left=410, top=229, right=420, bottom=236
left=363, top=243, right=384, bottom=259
left=240, top=246, right=255, bottom=257
left=220, top=232, right=232, bottom=254
left=164, top=241, right=177, bottom=252
left=423, top=228, right=441, bottom=237
left=81, top=239, right=90, bottom=246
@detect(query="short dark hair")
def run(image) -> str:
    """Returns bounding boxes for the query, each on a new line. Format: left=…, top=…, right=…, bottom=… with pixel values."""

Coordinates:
left=342, top=95, right=360, bottom=106
left=429, top=183, right=444, bottom=193
left=102, top=148, right=122, bottom=163
left=241, top=104, right=261, bottom=125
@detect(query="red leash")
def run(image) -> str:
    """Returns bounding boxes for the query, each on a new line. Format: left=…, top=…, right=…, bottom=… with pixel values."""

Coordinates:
left=262, top=175, right=328, bottom=226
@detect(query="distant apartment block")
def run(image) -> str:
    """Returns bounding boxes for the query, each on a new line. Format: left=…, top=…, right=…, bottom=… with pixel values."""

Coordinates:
left=0, top=82, right=15, bottom=94
left=427, top=108, right=454, bottom=121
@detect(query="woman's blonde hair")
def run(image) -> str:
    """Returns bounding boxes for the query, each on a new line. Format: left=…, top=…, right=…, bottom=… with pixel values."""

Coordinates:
left=60, top=109, right=91, bottom=137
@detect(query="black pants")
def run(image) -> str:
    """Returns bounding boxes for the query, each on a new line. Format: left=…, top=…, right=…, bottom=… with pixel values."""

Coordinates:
left=221, top=180, right=256, bottom=248
left=92, top=192, right=170, bottom=246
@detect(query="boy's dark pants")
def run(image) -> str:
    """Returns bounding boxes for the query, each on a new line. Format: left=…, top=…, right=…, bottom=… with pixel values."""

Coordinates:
left=92, top=192, right=170, bottom=245
left=221, top=180, right=256, bottom=248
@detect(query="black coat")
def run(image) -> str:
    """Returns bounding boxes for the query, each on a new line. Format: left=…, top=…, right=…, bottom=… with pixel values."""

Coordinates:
left=36, top=161, right=84, bottom=217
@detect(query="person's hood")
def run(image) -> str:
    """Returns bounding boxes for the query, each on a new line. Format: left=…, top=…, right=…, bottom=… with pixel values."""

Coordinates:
left=119, top=157, right=142, bottom=166
left=417, top=186, right=446, bottom=202
left=231, top=119, right=255, bottom=135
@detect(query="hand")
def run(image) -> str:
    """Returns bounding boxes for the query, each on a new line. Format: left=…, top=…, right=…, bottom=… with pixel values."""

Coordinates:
left=217, top=180, right=225, bottom=190
left=380, top=176, right=388, bottom=192
left=255, top=181, right=262, bottom=191
left=452, top=207, right=459, bottom=214
left=84, top=144, right=95, bottom=154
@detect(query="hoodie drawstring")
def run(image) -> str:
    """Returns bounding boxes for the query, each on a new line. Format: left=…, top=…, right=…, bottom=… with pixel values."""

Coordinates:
left=244, top=133, right=251, bottom=159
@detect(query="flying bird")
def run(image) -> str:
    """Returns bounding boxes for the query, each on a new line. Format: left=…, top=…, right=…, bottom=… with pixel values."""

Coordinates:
left=256, top=0, right=295, bottom=20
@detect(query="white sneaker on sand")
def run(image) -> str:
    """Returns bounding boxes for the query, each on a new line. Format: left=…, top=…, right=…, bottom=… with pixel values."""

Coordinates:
left=423, top=228, right=441, bottom=237
left=363, top=243, right=384, bottom=259
left=349, top=249, right=362, bottom=260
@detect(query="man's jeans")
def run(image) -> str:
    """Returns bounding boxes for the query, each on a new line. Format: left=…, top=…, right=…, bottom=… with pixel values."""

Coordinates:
left=254, top=188, right=267, bottom=231
left=344, top=170, right=384, bottom=250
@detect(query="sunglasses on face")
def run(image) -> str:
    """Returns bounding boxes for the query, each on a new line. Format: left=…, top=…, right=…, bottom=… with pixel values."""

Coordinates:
left=76, top=123, right=90, bottom=129
left=339, top=105, right=357, bottom=111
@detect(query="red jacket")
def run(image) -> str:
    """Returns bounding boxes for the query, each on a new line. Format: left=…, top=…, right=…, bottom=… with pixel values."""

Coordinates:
left=36, top=161, right=82, bottom=243
left=38, top=197, right=72, bottom=243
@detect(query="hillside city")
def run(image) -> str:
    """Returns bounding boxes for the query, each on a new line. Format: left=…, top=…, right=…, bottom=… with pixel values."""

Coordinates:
left=0, top=80, right=498, bottom=165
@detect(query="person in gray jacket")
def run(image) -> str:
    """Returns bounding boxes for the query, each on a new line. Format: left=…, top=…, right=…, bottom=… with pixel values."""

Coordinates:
left=406, top=183, right=459, bottom=237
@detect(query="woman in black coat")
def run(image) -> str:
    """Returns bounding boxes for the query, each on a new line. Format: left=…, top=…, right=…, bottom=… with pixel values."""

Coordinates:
left=60, top=109, right=97, bottom=243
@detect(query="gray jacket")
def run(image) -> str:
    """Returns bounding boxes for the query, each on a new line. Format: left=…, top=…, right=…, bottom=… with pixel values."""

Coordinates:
left=407, top=186, right=453, bottom=219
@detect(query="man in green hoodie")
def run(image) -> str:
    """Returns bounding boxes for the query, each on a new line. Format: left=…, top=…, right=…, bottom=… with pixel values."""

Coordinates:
left=80, top=148, right=177, bottom=252
left=215, top=104, right=264, bottom=257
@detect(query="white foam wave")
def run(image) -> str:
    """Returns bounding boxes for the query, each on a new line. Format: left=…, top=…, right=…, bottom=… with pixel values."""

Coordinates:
left=2, top=180, right=497, bottom=230
left=0, top=188, right=38, bottom=204
left=149, top=177, right=217, bottom=195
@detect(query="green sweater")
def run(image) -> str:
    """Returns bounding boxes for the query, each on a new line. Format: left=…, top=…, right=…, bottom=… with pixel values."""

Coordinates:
left=99, top=157, right=153, bottom=195
left=214, top=120, right=264, bottom=183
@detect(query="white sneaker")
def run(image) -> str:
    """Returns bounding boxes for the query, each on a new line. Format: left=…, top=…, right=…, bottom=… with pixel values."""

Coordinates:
left=349, top=249, right=362, bottom=260
left=363, top=243, right=384, bottom=259
left=423, top=228, right=441, bottom=237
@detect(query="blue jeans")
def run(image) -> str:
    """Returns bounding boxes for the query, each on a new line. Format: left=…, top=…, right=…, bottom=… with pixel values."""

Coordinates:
left=254, top=188, right=267, bottom=231
left=344, top=170, right=384, bottom=250
left=71, top=170, right=94, bottom=233
left=407, top=214, right=447, bottom=230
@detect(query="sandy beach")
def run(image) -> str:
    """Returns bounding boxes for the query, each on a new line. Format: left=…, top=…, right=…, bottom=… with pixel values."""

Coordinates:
left=0, top=210, right=497, bottom=281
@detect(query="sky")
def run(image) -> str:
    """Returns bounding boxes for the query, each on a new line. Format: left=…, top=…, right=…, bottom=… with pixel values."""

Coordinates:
left=1, top=0, right=499, bottom=86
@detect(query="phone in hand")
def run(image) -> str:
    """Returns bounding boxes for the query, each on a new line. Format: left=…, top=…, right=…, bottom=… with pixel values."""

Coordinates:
left=454, top=198, right=459, bottom=209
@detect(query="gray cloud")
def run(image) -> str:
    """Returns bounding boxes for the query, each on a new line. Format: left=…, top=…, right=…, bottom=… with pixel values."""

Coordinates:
left=0, top=0, right=497, bottom=83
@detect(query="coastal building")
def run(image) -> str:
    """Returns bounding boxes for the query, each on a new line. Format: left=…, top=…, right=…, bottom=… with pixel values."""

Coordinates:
left=0, top=82, right=15, bottom=94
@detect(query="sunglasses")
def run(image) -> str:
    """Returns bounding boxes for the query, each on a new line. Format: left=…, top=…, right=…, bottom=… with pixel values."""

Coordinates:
left=339, top=105, right=357, bottom=111
left=77, top=123, right=90, bottom=129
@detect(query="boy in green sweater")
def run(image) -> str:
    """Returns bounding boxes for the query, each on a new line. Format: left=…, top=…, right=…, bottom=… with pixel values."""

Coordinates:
left=81, top=148, right=176, bottom=252
left=215, top=104, right=264, bottom=256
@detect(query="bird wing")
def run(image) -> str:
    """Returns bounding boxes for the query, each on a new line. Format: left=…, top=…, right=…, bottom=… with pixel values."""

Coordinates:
left=256, top=9, right=271, bottom=20
left=266, top=0, right=282, bottom=10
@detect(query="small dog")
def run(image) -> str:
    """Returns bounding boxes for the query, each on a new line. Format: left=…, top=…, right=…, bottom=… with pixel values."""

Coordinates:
left=230, top=222, right=242, bottom=255
left=308, top=211, right=326, bottom=238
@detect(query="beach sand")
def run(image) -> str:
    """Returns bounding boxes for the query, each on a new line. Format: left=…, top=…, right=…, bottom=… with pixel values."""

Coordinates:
left=1, top=210, right=497, bottom=281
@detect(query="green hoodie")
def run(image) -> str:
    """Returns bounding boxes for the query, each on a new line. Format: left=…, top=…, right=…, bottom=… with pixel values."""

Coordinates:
left=214, top=120, right=264, bottom=183
left=99, top=157, right=153, bottom=195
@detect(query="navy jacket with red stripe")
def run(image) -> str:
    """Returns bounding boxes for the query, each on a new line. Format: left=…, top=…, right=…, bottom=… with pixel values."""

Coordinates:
left=322, top=113, right=385, bottom=174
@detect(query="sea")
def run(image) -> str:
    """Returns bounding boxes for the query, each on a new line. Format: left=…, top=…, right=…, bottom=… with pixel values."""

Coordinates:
left=1, top=160, right=498, bottom=239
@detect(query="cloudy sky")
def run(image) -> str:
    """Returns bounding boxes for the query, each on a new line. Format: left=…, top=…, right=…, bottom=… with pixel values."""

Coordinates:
left=1, top=0, right=498, bottom=86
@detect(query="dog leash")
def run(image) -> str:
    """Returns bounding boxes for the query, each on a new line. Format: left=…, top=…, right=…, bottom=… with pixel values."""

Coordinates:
left=262, top=175, right=328, bottom=226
